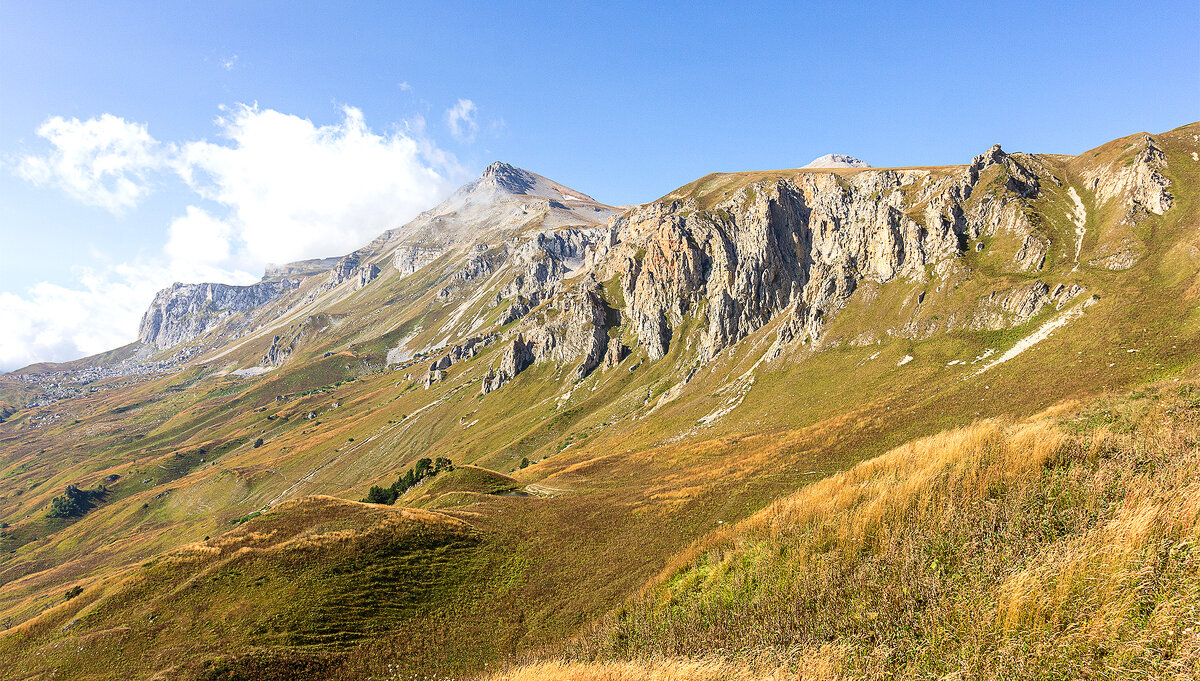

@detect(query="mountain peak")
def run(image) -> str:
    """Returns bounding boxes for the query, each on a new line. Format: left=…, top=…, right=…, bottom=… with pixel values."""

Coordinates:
left=803, top=153, right=871, bottom=169
left=472, top=162, right=602, bottom=205
left=480, top=161, right=537, bottom=195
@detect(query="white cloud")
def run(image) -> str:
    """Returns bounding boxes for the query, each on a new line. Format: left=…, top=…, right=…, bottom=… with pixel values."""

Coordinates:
left=17, top=114, right=164, bottom=214
left=164, top=206, right=234, bottom=266
left=179, top=104, right=460, bottom=266
left=221, top=55, right=238, bottom=71
left=0, top=264, right=168, bottom=370
left=0, top=260, right=257, bottom=371
left=445, top=98, right=479, bottom=143
left=3, top=102, right=469, bottom=369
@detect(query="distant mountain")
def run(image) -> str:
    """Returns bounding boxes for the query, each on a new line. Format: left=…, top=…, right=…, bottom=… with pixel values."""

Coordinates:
left=802, top=152, right=871, bottom=168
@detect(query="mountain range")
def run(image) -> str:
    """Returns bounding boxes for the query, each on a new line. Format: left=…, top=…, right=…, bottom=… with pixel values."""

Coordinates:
left=1, top=122, right=1198, bottom=680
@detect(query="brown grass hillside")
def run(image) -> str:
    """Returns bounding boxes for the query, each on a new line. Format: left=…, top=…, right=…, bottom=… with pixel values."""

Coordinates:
left=489, top=381, right=1200, bottom=680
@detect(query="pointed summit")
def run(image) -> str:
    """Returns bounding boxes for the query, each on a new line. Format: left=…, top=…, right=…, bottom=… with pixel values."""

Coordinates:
left=478, top=161, right=537, bottom=195
left=473, top=161, right=602, bottom=204
left=367, top=162, right=618, bottom=248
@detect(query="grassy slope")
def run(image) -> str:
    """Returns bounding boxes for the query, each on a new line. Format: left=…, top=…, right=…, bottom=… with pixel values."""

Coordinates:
left=0, top=496, right=522, bottom=679
left=498, top=380, right=1200, bottom=680
left=0, top=123, right=1196, bottom=678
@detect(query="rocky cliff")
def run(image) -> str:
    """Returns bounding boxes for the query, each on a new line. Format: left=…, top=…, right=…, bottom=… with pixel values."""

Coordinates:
left=137, top=280, right=300, bottom=348
left=588, top=145, right=1036, bottom=362
left=126, top=131, right=1178, bottom=388
left=477, top=134, right=1176, bottom=388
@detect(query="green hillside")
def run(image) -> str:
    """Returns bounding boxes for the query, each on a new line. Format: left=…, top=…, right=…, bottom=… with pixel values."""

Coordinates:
left=0, top=123, right=1197, bottom=679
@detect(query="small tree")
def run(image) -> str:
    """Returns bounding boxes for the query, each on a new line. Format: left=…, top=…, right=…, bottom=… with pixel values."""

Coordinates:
left=520, top=457, right=530, bottom=469
left=364, top=486, right=398, bottom=505
left=253, top=438, right=264, bottom=448
left=47, top=484, right=105, bottom=519
left=64, top=586, right=83, bottom=600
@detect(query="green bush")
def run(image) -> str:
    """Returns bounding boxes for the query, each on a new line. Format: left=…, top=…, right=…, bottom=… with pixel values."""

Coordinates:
left=364, top=486, right=399, bottom=505
left=362, top=457, right=454, bottom=505
left=46, top=484, right=107, bottom=519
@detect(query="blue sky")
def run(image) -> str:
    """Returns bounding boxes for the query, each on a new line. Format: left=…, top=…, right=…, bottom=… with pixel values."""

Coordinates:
left=1, top=0, right=1197, bottom=369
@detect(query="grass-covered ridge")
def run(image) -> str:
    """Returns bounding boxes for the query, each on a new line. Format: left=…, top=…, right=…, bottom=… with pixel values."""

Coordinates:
left=494, top=381, right=1200, bottom=679
left=0, top=495, right=522, bottom=679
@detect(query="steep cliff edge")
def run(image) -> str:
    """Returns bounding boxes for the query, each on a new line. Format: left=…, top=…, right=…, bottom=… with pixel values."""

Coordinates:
left=137, top=279, right=302, bottom=348
left=478, top=131, right=1181, bottom=389
left=123, top=129, right=1181, bottom=394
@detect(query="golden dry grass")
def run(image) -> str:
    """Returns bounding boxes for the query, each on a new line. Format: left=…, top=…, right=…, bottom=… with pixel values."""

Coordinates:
left=501, top=383, right=1200, bottom=680
left=486, top=651, right=842, bottom=681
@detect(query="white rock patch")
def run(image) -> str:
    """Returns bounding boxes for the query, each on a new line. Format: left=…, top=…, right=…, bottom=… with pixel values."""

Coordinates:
left=973, top=299, right=1095, bottom=376
left=1067, top=186, right=1088, bottom=268
left=232, top=366, right=274, bottom=377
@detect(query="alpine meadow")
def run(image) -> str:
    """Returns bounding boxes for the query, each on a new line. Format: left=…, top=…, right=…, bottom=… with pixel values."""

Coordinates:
left=2, top=3, right=1199, bottom=680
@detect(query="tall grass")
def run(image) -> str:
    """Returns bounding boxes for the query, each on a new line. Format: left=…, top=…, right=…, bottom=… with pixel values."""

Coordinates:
left=492, top=385, right=1200, bottom=680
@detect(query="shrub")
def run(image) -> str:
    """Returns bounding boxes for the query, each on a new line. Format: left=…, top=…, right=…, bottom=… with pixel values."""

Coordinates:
left=46, top=484, right=106, bottom=519
left=364, top=486, right=399, bottom=505
left=362, top=457, right=454, bottom=504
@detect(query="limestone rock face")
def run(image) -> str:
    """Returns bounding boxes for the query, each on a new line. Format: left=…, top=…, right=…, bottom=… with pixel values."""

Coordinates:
left=482, top=283, right=613, bottom=390
left=1083, top=135, right=1173, bottom=217
left=393, top=246, right=444, bottom=276
left=580, top=143, right=1088, bottom=364
left=607, top=171, right=950, bottom=361
left=423, top=369, right=444, bottom=389
left=966, top=281, right=1085, bottom=331
left=439, top=247, right=509, bottom=297
left=530, top=283, right=611, bottom=381
left=137, top=280, right=300, bottom=348
left=966, top=144, right=1040, bottom=198
left=481, top=336, right=536, bottom=394
left=356, top=263, right=380, bottom=289
left=263, top=335, right=292, bottom=366
left=325, top=254, right=380, bottom=291
left=604, top=341, right=628, bottom=368
left=497, top=229, right=609, bottom=325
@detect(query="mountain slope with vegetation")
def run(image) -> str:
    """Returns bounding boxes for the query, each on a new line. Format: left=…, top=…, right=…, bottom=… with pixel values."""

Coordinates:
left=0, top=122, right=1197, bottom=679
left=495, top=381, right=1200, bottom=680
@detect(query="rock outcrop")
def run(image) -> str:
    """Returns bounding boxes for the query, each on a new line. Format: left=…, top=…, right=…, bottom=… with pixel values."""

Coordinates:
left=263, top=335, right=292, bottom=366
left=325, top=254, right=380, bottom=291
left=1083, top=135, right=1173, bottom=218
left=579, top=143, right=1077, bottom=364
left=496, top=229, right=610, bottom=324
left=482, top=336, right=536, bottom=394
left=138, top=280, right=300, bottom=348
left=965, top=281, right=1085, bottom=331
left=480, top=279, right=616, bottom=390
left=394, top=246, right=445, bottom=276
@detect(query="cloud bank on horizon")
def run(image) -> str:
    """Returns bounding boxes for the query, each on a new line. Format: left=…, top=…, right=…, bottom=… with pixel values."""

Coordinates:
left=2, top=101, right=479, bottom=370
